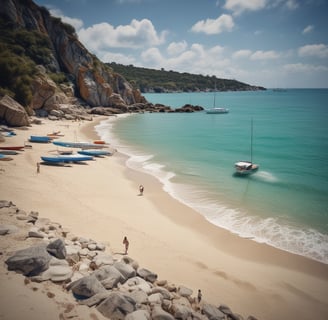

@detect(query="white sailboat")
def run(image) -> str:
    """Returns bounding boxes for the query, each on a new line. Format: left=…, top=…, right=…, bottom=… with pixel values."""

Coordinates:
left=206, top=86, right=229, bottom=114
left=234, top=118, right=259, bottom=175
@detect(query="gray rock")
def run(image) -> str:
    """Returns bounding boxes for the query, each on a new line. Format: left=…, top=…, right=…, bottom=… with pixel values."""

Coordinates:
left=78, top=292, right=111, bottom=307
left=0, top=95, right=30, bottom=126
left=0, top=224, right=19, bottom=235
left=92, top=266, right=124, bottom=289
left=87, top=243, right=97, bottom=251
left=177, top=285, right=193, bottom=298
left=137, top=268, right=158, bottom=283
left=28, top=227, right=46, bottom=238
left=96, top=243, right=106, bottom=251
left=30, top=257, right=72, bottom=282
left=0, top=200, right=14, bottom=208
left=125, top=309, right=151, bottom=320
left=151, top=287, right=172, bottom=300
left=171, top=303, right=192, bottom=320
left=65, top=244, right=80, bottom=264
left=120, top=277, right=152, bottom=294
left=67, top=275, right=106, bottom=298
left=27, top=211, right=39, bottom=224
left=128, top=288, right=148, bottom=305
left=5, top=244, right=51, bottom=276
left=151, top=305, right=175, bottom=320
left=148, top=292, right=163, bottom=305
left=47, top=238, right=67, bottom=259
left=97, top=292, right=136, bottom=320
left=202, top=304, right=226, bottom=320
left=114, top=261, right=136, bottom=279
left=93, top=252, right=114, bottom=267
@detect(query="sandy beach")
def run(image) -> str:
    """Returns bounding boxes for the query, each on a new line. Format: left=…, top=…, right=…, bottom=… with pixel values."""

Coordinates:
left=1, top=116, right=328, bottom=320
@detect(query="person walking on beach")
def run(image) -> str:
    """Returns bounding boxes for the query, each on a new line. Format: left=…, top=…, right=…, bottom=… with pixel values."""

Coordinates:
left=197, top=289, right=202, bottom=303
left=36, top=162, right=40, bottom=173
left=139, top=184, right=144, bottom=196
left=123, top=236, right=129, bottom=255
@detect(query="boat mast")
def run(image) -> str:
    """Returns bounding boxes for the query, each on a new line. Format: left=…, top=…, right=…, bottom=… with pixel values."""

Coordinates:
left=250, top=118, right=253, bottom=163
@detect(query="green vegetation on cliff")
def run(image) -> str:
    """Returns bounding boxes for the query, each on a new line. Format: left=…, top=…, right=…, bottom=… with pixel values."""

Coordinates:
left=107, top=62, right=266, bottom=93
left=0, top=13, right=69, bottom=107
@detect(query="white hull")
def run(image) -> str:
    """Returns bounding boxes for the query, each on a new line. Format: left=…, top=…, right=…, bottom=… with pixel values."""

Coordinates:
left=206, top=107, right=229, bottom=114
left=234, top=161, right=259, bottom=175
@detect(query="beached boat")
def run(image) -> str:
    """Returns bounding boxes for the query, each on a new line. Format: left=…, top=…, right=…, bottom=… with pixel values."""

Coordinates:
left=0, top=154, right=13, bottom=161
left=41, top=154, right=94, bottom=163
left=0, top=150, right=19, bottom=155
left=93, top=140, right=106, bottom=144
left=3, top=131, right=16, bottom=137
left=78, top=149, right=112, bottom=157
left=53, top=141, right=106, bottom=149
left=234, top=119, right=259, bottom=176
left=29, top=135, right=52, bottom=143
left=47, top=131, right=64, bottom=138
left=0, top=146, right=25, bottom=151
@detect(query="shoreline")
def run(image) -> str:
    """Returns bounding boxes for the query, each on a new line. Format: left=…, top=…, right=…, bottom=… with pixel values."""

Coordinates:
left=93, top=115, right=328, bottom=265
left=1, top=116, right=328, bottom=319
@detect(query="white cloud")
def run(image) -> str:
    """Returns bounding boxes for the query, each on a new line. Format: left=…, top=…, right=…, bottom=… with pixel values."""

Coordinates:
left=283, top=63, right=328, bottom=73
left=191, top=14, right=234, bottom=35
left=285, top=0, right=299, bottom=10
left=302, top=25, right=314, bottom=35
left=167, top=41, right=188, bottom=56
left=141, top=48, right=164, bottom=66
left=100, top=52, right=136, bottom=65
left=233, top=49, right=252, bottom=59
left=224, top=0, right=267, bottom=15
left=49, top=8, right=84, bottom=30
left=298, top=44, right=328, bottom=58
left=78, top=19, right=167, bottom=52
left=250, top=50, right=280, bottom=60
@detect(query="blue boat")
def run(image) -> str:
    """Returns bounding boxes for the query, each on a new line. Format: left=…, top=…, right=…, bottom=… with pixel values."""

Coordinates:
left=0, top=154, right=13, bottom=161
left=53, top=141, right=105, bottom=149
left=78, top=149, right=112, bottom=157
left=41, top=154, right=93, bottom=163
left=30, top=135, right=52, bottom=143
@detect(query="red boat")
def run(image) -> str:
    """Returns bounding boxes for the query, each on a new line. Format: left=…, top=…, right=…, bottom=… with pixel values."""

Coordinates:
left=0, top=146, right=25, bottom=151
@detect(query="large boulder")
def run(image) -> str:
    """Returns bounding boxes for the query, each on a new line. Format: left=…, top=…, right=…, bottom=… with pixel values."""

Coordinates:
left=30, top=257, right=73, bottom=282
left=5, top=244, right=51, bottom=276
left=66, top=274, right=106, bottom=298
left=31, top=71, right=58, bottom=109
left=0, top=95, right=30, bottom=126
left=137, top=268, right=158, bottom=283
left=113, top=261, right=136, bottom=279
left=151, top=305, right=175, bottom=320
left=97, top=292, right=136, bottom=320
left=202, top=304, right=226, bottom=320
left=46, top=238, right=67, bottom=259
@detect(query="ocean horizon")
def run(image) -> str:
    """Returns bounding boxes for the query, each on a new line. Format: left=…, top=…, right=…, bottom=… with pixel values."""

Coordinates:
left=96, top=88, right=328, bottom=264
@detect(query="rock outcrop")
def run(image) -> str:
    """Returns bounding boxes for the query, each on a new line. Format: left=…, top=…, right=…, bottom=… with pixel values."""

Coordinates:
left=1, top=0, right=145, bottom=111
left=0, top=95, right=30, bottom=127
left=1, top=200, right=258, bottom=320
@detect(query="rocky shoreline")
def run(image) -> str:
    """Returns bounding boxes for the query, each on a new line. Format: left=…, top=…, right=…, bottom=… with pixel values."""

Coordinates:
left=1, top=200, right=257, bottom=320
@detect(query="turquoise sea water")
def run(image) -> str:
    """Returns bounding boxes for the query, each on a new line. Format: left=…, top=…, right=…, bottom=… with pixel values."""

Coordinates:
left=96, top=89, right=328, bottom=264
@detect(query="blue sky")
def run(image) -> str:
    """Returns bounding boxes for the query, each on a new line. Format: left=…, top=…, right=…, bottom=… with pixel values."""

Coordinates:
left=34, top=0, right=328, bottom=88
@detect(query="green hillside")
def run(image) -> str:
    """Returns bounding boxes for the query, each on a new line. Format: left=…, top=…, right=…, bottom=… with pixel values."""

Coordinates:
left=107, top=62, right=266, bottom=93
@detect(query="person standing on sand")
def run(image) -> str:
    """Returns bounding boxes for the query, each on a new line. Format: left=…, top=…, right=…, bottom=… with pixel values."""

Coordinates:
left=197, top=289, right=202, bottom=303
left=36, top=162, right=40, bottom=173
left=123, top=236, right=129, bottom=255
left=139, top=184, right=144, bottom=196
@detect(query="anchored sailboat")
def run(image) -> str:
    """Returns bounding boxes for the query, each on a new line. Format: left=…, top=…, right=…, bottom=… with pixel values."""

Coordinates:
left=234, top=118, right=259, bottom=175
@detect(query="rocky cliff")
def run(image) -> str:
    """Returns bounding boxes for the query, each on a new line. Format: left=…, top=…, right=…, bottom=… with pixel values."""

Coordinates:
left=0, top=0, right=152, bottom=125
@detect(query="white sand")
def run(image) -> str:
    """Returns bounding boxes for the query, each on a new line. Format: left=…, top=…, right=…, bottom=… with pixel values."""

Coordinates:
left=0, top=116, right=327, bottom=320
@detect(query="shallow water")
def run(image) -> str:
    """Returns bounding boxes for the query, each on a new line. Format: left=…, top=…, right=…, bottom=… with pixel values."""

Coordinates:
left=96, top=89, right=328, bottom=264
